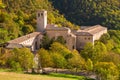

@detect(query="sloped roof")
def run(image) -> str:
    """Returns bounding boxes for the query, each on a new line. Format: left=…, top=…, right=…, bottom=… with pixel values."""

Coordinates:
left=8, top=32, right=41, bottom=44
left=74, top=25, right=107, bottom=36
left=75, top=32, right=93, bottom=36
left=46, top=24, right=69, bottom=31
left=6, top=43, right=24, bottom=49
left=83, top=25, right=107, bottom=35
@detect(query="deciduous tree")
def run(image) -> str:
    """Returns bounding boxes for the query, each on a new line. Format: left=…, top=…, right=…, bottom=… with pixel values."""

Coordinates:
left=68, top=50, right=85, bottom=72
left=94, top=62, right=119, bottom=80
left=13, top=48, right=34, bottom=71
left=38, top=48, right=53, bottom=73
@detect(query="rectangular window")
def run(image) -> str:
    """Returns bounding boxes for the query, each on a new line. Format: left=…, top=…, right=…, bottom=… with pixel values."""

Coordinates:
left=38, top=13, right=40, bottom=17
left=41, top=13, right=43, bottom=16
left=88, top=38, right=90, bottom=40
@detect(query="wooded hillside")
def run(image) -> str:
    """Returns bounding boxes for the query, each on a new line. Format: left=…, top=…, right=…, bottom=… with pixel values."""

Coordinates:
left=0, top=0, right=78, bottom=44
left=1, top=1, right=120, bottom=80
left=0, top=0, right=120, bottom=44
left=50, top=0, right=120, bottom=29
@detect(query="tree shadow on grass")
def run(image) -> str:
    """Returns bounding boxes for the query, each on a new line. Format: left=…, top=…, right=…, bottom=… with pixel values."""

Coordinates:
left=47, top=73, right=94, bottom=80
left=24, top=71, right=94, bottom=80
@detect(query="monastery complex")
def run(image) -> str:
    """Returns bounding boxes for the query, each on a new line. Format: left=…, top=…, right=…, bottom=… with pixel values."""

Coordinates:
left=6, top=10, right=107, bottom=51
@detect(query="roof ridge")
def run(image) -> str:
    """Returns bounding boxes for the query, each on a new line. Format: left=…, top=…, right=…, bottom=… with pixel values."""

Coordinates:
left=8, top=32, right=41, bottom=43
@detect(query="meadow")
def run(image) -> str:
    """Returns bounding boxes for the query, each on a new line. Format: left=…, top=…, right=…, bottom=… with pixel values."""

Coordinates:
left=0, top=69, right=89, bottom=80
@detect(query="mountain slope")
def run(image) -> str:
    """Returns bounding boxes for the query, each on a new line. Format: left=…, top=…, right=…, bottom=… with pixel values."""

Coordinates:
left=50, top=0, right=120, bottom=29
left=0, top=0, right=78, bottom=44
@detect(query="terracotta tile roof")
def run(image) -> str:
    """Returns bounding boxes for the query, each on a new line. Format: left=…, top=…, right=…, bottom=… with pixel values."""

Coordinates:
left=8, top=32, right=41, bottom=44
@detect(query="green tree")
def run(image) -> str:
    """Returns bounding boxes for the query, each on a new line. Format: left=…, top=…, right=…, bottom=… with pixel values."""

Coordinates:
left=50, top=42, right=71, bottom=59
left=0, top=48, right=14, bottom=67
left=100, top=33, right=110, bottom=44
left=13, top=48, right=34, bottom=71
left=86, top=59, right=93, bottom=71
left=105, top=40, right=114, bottom=51
left=94, top=62, right=119, bottom=80
left=81, top=42, right=94, bottom=61
left=51, top=52, right=67, bottom=72
left=40, top=34, right=53, bottom=49
left=108, top=30, right=120, bottom=48
left=22, top=24, right=34, bottom=35
left=0, top=29, right=9, bottom=43
left=37, top=48, right=53, bottom=73
left=81, top=42, right=107, bottom=62
left=68, top=50, right=85, bottom=72
left=0, top=12, right=20, bottom=40
left=51, top=0, right=120, bottom=29
left=55, top=36, right=66, bottom=45
left=0, top=0, right=5, bottom=9
left=50, top=42, right=73, bottom=71
left=93, top=41, right=107, bottom=62
left=101, top=52, right=120, bottom=66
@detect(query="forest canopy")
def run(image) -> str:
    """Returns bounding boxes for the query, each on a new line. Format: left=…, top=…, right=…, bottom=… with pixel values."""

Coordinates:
left=50, top=0, right=120, bottom=29
left=0, top=0, right=120, bottom=80
left=0, top=0, right=78, bottom=44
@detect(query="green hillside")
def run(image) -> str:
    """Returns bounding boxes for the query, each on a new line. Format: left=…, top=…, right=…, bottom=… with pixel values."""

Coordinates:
left=1, top=0, right=120, bottom=43
left=50, top=0, right=120, bottom=29
left=0, top=0, right=78, bottom=44
left=1, top=1, right=120, bottom=80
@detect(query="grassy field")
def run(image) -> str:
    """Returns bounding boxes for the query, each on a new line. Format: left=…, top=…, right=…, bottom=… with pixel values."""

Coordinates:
left=0, top=72, right=77, bottom=80
left=0, top=69, right=89, bottom=80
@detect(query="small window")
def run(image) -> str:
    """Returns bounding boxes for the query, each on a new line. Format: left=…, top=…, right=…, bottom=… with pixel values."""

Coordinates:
left=73, top=46, right=74, bottom=49
left=41, top=13, right=43, bottom=16
left=38, top=13, right=40, bottom=17
left=35, top=41, right=38, bottom=50
left=88, top=38, right=90, bottom=40
left=64, top=40, right=67, bottom=43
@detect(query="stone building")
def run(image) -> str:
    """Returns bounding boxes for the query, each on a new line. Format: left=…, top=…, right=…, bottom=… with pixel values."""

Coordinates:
left=46, top=24, right=76, bottom=50
left=74, top=25, right=107, bottom=50
left=6, top=10, right=107, bottom=51
left=6, top=32, right=42, bottom=51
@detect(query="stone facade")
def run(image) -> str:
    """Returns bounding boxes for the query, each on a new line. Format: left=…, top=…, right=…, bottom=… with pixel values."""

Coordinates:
left=76, top=34, right=93, bottom=50
left=6, top=32, right=43, bottom=51
left=74, top=25, right=107, bottom=50
left=6, top=10, right=107, bottom=51
left=46, top=25, right=76, bottom=50
left=37, top=10, right=47, bottom=32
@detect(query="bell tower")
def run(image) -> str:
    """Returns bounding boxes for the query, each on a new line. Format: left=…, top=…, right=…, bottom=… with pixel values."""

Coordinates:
left=37, top=10, right=47, bottom=32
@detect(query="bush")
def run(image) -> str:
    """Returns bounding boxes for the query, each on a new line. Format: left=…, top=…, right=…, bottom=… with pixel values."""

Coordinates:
left=10, top=61, right=22, bottom=71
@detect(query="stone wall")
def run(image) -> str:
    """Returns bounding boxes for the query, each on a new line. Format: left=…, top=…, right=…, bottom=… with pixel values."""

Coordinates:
left=46, top=29, right=76, bottom=50
left=46, top=30, right=69, bottom=39
left=20, top=35, right=43, bottom=51
left=76, top=35, right=93, bottom=50
left=37, top=10, right=47, bottom=32
left=66, top=34, right=76, bottom=50
left=93, top=28, right=107, bottom=41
